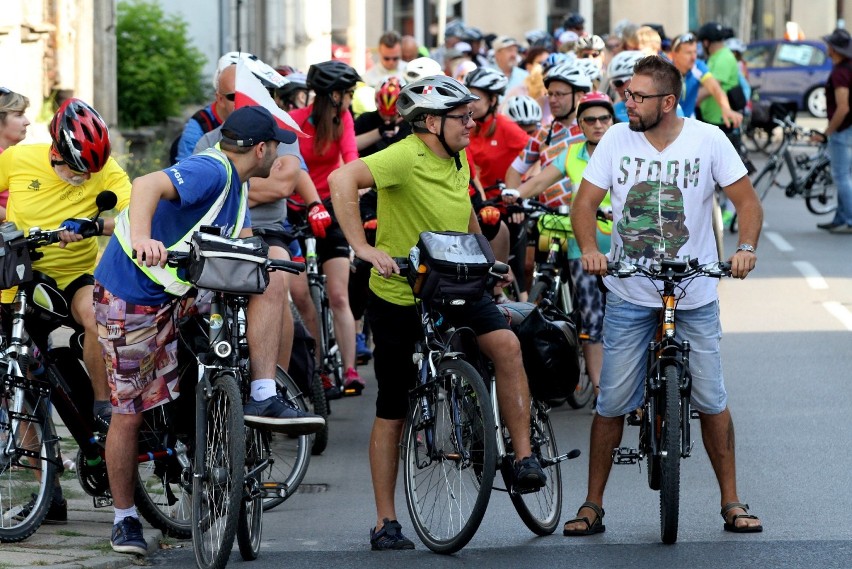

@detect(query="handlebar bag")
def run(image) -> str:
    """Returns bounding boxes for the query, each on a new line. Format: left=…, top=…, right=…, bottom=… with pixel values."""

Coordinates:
left=188, top=232, right=270, bottom=294
left=408, top=231, right=496, bottom=305
left=0, top=229, right=31, bottom=289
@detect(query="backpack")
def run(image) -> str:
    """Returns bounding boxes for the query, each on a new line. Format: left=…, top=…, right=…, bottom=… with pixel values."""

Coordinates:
left=168, top=109, right=217, bottom=165
left=499, top=301, right=581, bottom=401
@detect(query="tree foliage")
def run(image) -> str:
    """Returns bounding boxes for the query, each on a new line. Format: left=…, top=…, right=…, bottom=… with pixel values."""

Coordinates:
left=116, top=0, right=206, bottom=127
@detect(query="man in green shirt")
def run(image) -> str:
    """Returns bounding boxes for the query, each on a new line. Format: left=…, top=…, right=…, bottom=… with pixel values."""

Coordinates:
left=329, top=75, right=545, bottom=550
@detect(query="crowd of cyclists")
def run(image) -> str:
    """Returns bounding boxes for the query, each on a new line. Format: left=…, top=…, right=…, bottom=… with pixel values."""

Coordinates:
left=0, top=8, right=794, bottom=558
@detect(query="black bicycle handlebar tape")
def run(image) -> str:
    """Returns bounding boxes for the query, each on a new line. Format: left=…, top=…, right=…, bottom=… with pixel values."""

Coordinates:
left=267, top=258, right=306, bottom=274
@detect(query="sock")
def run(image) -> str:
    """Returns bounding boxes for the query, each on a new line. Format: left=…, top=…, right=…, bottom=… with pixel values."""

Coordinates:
left=93, top=400, right=112, bottom=418
left=250, top=379, right=276, bottom=401
left=114, top=505, right=138, bottom=525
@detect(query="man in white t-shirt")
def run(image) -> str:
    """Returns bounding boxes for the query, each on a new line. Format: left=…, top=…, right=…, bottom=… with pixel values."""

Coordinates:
left=363, top=31, right=408, bottom=89
left=565, top=55, right=764, bottom=537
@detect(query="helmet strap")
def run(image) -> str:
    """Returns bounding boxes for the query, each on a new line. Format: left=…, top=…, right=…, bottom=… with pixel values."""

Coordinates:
left=436, top=116, right=462, bottom=170
left=328, top=93, right=343, bottom=125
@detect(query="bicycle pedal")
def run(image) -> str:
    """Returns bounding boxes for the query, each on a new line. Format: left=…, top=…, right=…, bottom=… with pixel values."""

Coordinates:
left=690, top=410, right=700, bottom=420
left=612, top=447, right=641, bottom=465
left=261, top=481, right=288, bottom=498
left=93, top=495, right=113, bottom=508
left=549, top=448, right=581, bottom=464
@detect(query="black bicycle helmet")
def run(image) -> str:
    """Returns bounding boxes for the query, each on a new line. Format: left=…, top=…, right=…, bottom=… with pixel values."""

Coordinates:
left=564, top=13, right=585, bottom=30
left=306, top=60, right=362, bottom=94
left=696, top=22, right=731, bottom=43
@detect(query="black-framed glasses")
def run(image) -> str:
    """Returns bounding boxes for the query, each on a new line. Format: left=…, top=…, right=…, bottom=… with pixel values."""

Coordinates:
left=672, top=33, right=696, bottom=51
left=222, top=92, right=236, bottom=101
left=623, top=89, right=672, bottom=103
left=444, top=111, right=475, bottom=126
left=581, top=114, right=613, bottom=125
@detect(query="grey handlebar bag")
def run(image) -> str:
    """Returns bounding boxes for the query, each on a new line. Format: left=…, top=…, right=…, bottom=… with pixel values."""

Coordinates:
left=407, top=231, right=496, bottom=305
left=188, top=232, right=270, bottom=294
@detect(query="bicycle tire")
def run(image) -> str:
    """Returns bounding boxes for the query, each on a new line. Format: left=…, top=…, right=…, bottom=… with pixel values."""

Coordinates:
left=507, top=400, right=562, bottom=535
left=804, top=158, right=837, bottom=215
left=659, top=364, right=681, bottom=544
left=0, top=393, right=57, bottom=543
left=566, top=349, right=593, bottom=409
left=135, top=404, right=193, bottom=539
left=192, top=372, right=245, bottom=569
left=752, top=160, right=781, bottom=203
left=403, top=358, right=497, bottom=554
left=261, top=368, right=312, bottom=511
left=237, top=426, right=264, bottom=561
left=308, top=370, right=330, bottom=456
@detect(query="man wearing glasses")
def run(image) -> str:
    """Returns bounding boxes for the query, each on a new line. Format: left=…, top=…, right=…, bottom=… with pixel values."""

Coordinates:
left=565, top=55, right=763, bottom=537
left=363, top=31, right=408, bottom=89
left=329, top=75, right=546, bottom=550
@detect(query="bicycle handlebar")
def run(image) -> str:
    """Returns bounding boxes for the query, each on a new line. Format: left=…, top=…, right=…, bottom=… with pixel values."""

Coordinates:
left=606, top=259, right=731, bottom=280
left=165, top=251, right=306, bottom=275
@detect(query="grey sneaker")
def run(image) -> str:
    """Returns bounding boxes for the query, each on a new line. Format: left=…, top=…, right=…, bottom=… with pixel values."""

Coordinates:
left=111, top=516, right=147, bottom=556
left=244, top=394, right=325, bottom=435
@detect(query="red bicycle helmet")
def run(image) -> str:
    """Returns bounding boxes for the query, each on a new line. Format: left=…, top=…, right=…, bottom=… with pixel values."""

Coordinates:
left=577, top=91, right=614, bottom=118
left=49, top=98, right=111, bottom=173
left=375, top=77, right=404, bottom=119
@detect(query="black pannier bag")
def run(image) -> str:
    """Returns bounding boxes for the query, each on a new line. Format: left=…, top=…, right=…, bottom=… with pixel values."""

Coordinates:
left=0, top=226, right=31, bottom=289
left=500, top=301, right=581, bottom=401
left=188, top=232, right=270, bottom=294
left=407, top=231, right=496, bottom=305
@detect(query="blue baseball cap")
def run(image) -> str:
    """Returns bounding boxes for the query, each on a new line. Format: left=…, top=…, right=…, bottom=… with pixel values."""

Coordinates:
left=220, top=105, right=296, bottom=146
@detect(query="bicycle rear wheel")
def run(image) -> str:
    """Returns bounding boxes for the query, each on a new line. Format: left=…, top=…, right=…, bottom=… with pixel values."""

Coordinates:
left=507, top=400, right=562, bottom=535
left=261, top=368, right=312, bottom=511
left=659, top=364, right=681, bottom=544
left=0, top=391, right=57, bottom=543
left=804, top=158, right=836, bottom=215
left=752, top=160, right=781, bottom=203
left=135, top=404, right=193, bottom=538
left=403, top=358, right=496, bottom=554
left=566, top=348, right=593, bottom=409
left=237, top=426, right=264, bottom=561
left=192, top=372, right=245, bottom=569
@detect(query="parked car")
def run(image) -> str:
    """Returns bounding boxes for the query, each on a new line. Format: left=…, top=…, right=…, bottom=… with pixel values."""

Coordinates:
left=743, top=39, right=832, bottom=118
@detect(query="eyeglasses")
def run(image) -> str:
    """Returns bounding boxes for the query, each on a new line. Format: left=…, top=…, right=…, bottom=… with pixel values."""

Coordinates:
left=547, top=90, right=574, bottom=99
left=444, top=111, right=475, bottom=126
left=580, top=51, right=601, bottom=58
left=222, top=92, right=236, bottom=101
left=51, top=160, right=87, bottom=176
left=671, top=33, right=696, bottom=51
left=581, top=114, right=613, bottom=125
left=623, top=89, right=672, bottom=103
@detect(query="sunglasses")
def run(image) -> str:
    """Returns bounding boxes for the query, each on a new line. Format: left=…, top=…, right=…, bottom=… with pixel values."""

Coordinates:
left=580, top=51, right=601, bottom=58
left=222, top=92, right=236, bottom=101
left=581, top=114, right=613, bottom=125
left=51, top=160, right=87, bottom=176
left=672, top=33, right=696, bottom=51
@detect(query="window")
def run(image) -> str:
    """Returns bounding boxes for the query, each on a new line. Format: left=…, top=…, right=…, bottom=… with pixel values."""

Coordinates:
left=775, top=44, right=820, bottom=68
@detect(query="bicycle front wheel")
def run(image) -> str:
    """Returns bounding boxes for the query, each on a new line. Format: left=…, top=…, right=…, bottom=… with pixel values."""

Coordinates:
left=507, top=400, right=562, bottom=535
left=403, top=358, right=497, bottom=554
left=0, top=393, right=57, bottom=543
left=566, top=347, right=593, bottom=409
left=192, top=372, right=245, bottom=569
left=804, top=158, right=837, bottom=215
left=237, top=426, right=264, bottom=561
left=261, top=368, right=312, bottom=511
left=659, top=364, right=681, bottom=544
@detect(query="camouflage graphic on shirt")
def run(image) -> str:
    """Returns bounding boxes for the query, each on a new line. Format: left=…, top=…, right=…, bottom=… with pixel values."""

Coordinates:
left=616, top=180, right=689, bottom=260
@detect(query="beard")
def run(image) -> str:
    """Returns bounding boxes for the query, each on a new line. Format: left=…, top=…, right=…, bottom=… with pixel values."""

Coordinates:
left=56, top=171, right=88, bottom=186
left=628, top=101, right=664, bottom=132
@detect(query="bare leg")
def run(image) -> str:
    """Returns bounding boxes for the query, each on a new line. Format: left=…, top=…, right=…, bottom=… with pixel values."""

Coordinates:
left=106, top=412, right=144, bottom=509
left=564, top=413, right=624, bottom=532
left=247, top=245, right=289, bottom=380
left=699, top=408, right=761, bottom=530
left=323, top=257, right=356, bottom=371
left=72, top=285, right=110, bottom=401
left=370, top=417, right=405, bottom=530
left=290, top=271, right=321, bottom=366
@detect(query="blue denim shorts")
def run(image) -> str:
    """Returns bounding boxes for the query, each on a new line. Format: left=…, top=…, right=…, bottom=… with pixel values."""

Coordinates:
left=596, top=293, right=727, bottom=417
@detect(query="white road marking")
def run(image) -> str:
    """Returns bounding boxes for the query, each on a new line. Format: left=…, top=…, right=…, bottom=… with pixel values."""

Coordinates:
left=792, top=261, right=829, bottom=290
left=823, top=302, right=852, bottom=331
left=764, top=231, right=794, bottom=252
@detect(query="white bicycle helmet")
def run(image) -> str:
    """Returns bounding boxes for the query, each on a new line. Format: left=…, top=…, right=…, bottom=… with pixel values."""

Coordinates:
left=725, top=38, right=747, bottom=54
left=397, top=75, right=479, bottom=123
left=607, top=50, right=645, bottom=82
left=464, top=67, right=509, bottom=95
left=573, top=58, right=603, bottom=83
left=543, top=61, right=593, bottom=92
left=576, top=34, right=605, bottom=53
left=505, top=95, right=543, bottom=126
left=404, top=57, right=444, bottom=83
left=215, top=52, right=287, bottom=90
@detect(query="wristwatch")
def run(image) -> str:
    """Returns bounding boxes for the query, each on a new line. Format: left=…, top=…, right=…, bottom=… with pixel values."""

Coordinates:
left=736, top=243, right=756, bottom=254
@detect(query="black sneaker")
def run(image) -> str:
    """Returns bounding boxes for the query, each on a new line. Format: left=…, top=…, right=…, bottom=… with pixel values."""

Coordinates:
left=244, top=394, right=326, bottom=435
left=513, top=455, right=547, bottom=492
left=818, top=222, right=843, bottom=231
left=14, top=494, right=67, bottom=524
left=370, top=518, right=415, bottom=550
left=111, top=516, right=147, bottom=555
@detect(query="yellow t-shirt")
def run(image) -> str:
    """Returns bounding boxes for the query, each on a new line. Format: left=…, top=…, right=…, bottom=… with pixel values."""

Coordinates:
left=361, top=135, right=473, bottom=306
left=0, top=144, right=132, bottom=291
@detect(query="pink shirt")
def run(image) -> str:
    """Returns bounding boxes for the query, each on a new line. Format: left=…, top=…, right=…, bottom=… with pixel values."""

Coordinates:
left=289, top=106, right=358, bottom=200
